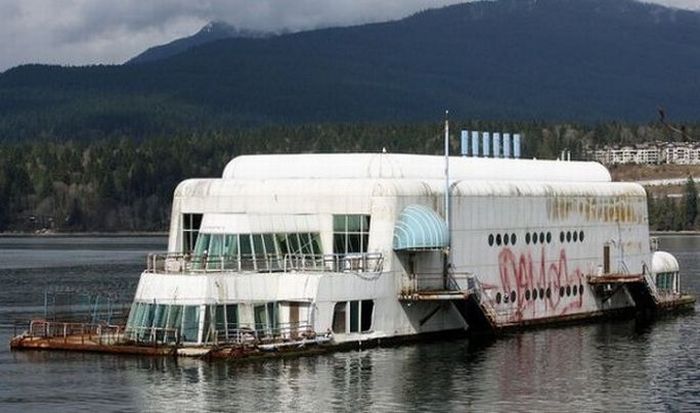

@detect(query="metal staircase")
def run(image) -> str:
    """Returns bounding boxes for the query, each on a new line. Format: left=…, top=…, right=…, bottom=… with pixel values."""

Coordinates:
left=587, top=270, right=660, bottom=310
left=399, top=272, right=500, bottom=333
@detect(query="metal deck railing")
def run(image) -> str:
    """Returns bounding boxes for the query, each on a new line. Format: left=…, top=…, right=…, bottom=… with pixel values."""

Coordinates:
left=400, top=271, right=473, bottom=296
left=19, top=320, right=125, bottom=345
left=146, top=252, right=384, bottom=275
left=204, top=321, right=317, bottom=345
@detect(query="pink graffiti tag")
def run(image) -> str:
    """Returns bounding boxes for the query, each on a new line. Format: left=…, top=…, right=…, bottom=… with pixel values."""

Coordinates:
left=498, top=247, right=583, bottom=321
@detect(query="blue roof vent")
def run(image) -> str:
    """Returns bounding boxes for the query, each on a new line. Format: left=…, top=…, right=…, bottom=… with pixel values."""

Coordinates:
left=393, top=204, right=448, bottom=251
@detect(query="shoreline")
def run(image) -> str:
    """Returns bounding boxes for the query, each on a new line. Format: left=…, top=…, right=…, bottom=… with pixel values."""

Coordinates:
left=0, top=231, right=167, bottom=238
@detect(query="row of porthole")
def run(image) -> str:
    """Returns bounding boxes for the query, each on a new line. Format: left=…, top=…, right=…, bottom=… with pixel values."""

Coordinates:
left=488, top=233, right=517, bottom=247
left=495, top=284, right=585, bottom=304
left=560, top=284, right=585, bottom=297
left=525, top=232, right=551, bottom=245
left=488, top=230, right=585, bottom=247
left=560, top=230, right=585, bottom=243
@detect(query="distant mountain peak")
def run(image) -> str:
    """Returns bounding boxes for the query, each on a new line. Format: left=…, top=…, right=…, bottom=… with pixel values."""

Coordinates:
left=201, top=21, right=228, bottom=33
left=127, top=20, right=274, bottom=64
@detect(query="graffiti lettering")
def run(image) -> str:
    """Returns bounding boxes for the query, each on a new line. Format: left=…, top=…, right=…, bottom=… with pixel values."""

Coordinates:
left=498, top=247, right=583, bottom=321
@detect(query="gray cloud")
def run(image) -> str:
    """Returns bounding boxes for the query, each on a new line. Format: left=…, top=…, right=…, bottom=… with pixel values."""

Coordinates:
left=0, top=0, right=697, bottom=72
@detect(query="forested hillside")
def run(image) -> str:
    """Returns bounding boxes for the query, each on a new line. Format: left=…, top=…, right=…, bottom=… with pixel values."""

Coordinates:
left=1, top=0, right=700, bottom=141
left=0, top=121, right=697, bottom=232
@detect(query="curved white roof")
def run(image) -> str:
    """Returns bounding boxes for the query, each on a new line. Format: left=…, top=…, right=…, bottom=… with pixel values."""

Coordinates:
left=174, top=177, right=643, bottom=200
left=222, top=153, right=611, bottom=183
left=652, top=251, right=679, bottom=274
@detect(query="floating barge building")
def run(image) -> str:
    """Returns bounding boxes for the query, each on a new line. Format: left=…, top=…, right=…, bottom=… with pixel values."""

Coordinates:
left=11, top=146, right=695, bottom=357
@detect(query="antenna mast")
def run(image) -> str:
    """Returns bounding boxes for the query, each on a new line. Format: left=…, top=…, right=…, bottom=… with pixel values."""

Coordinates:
left=444, top=110, right=450, bottom=251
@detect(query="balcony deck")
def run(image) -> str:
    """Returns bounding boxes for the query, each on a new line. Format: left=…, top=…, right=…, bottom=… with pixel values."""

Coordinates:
left=145, top=252, right=384, bottom=275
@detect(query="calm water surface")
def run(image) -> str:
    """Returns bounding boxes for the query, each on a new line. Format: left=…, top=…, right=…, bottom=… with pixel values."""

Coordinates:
left=0, top=235, right=698, bottom=412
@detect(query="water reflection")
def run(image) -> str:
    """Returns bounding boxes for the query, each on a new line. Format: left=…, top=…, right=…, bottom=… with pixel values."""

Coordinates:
left=0, top=235, right=699, bottom=411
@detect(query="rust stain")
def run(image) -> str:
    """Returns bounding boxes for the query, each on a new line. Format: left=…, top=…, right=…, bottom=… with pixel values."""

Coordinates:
left=547, top=196, right=641, bottom=224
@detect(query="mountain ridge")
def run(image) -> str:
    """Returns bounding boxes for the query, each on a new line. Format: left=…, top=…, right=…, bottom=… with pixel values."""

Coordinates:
left=1, top=0, right=699, bottom=141
left=127, top=21, right=275, bottom=64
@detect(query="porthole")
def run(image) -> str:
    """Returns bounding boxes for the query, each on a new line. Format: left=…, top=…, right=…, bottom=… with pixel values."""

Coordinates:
left=579, top=231, right=584, bottom=242
left=560, top=232, right=565, bottom=243
left=566, top=285, right=571, bottom=296
left=573, top=285, right=577, bottom=296
left=532, top=232, right=538, bottom=244
left=546, top=288, right=552, bottom=299
left=526, top=233, right=531, bottom=244
left=496, top=292, right=502, bottom=304
left=579, top=285, right=584, bottom=295
left=525, top=290, right=531, bottom=300
left=559, top=286, right=565, bottom=297
left=496, top=234, right=502, bottom=246
left=566, top=231, right=572, bottom=242
left=539, top=288, right=545, bottom=299
left=504, top=233, right=509, bottom=245
left=573, top=231, right=578, bottom=242
left=488, top=234, right=494, bottom=246
left=510, top=291, right=516, bottom=303
left=511, top=234, right=517, bottom=245
left=546, top=232, right=552, bottom=243
left=539, top=232, right=545, bottom=244
left=532, top=289, right=538, bottom=300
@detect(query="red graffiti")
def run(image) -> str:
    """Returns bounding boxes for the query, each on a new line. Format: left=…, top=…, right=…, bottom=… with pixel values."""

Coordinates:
left=498, top=247, right=584, bottom=321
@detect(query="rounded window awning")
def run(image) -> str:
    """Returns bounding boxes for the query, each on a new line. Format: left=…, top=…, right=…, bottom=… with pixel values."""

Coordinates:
left=393, top=204, right=448, bottom=251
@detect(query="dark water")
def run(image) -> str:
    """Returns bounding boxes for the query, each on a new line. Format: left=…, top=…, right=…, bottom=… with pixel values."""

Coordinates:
left=0, top=235, right=698, bottom=412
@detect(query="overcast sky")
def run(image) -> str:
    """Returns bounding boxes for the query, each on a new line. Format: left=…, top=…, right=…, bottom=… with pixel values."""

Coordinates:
left=0, top=0, right=698, bottom=72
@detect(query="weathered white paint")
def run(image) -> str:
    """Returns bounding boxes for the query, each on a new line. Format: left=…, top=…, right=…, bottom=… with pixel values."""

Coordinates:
left=133, top=153, right=682, bottom=346
left=222, top=153, right=611, bottom=182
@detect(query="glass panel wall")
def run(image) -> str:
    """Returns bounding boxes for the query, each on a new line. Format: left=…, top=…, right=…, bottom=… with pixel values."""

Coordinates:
left=182, top=305, right=200, bottom=342
left=253, top=302, right=278, bottom=337
left=126, top=302, right=202, bottom=344
left=191, top=232, right=323, bottom=271
left=199, top=304, right=243, bottom=343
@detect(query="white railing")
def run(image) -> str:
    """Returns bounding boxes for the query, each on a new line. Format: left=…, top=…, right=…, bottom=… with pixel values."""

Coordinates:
left=146, top=252, right=383, bottom=275
left=204, top=321, right=316, bottom=345
left=401, top=271, right=472, bottom=295
left=24, top=320, right=124, bottom=345
left=124, top=326, right=180, bottom=345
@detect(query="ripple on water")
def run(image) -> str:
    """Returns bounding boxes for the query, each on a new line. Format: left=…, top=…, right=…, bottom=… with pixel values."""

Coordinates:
left=0, top=235, right=699, bottom=412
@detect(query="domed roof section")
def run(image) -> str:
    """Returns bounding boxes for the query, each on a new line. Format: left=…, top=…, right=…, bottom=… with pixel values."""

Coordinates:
left=651, top=251, right=679, bottom=274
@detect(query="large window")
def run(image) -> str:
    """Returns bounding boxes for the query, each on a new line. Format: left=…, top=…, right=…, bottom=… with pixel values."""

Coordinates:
left=331, top=300, right=374, bottom=334
left=192, top=232, right=322, bottom=271
left=656, top=272, right=677, bottom=292
left=182, top=213, right=202, bottom=254
left=126, top=302, right=201, bottom=343
left=333, top=215, right=370, bottom=254
left=203, top=304, right=239, bottom=343
left=254, top=302, right=277, bottom=337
